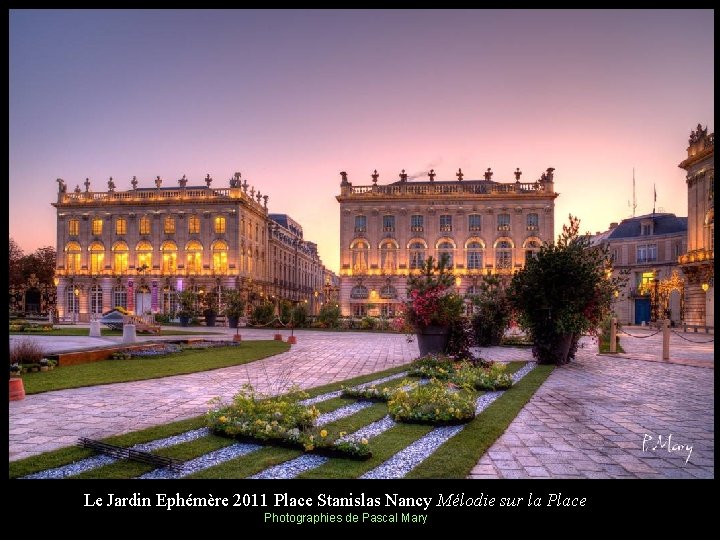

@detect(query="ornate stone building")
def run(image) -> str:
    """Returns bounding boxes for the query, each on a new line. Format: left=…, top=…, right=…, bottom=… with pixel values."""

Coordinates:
left=335, top=167, right=558, bottom=316
left=52, top=173, right=332, bottom=321
left=678, top=123, right=714, bottom=326
left=592, top=214, right=687, bottom=325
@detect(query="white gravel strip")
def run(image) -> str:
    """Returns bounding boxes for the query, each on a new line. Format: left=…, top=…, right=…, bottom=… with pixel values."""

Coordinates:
left=249, top=454, right=330, bottom=479
left=23, top=455, right=118, bottom=479
left=22, top=427, right=213, bottom=479
left=315, top=401, right=374, bottom=426
left=354, top=372, right=408, bottom=389
left=511, top=362, right=536, bottom=383
left=139, top=442, right=262, bottom=479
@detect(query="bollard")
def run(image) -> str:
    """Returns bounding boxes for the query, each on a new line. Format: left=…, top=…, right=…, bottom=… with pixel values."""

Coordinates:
left=123, top=324, right=138, bottom=343
left=662, top=319, right=670, bottom=360
left=89, top=320, right=102, bottom=337
left=610, top=317, right=617, bottom=354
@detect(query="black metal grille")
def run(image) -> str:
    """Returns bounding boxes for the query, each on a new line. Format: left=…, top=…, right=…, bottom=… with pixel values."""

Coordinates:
left=78, top=438, right=185, bottom=471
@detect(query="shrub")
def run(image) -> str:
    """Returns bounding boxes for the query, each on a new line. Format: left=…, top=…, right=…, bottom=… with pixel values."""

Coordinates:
left=341, top=383, right=398, bottom=401
left=10, top=340, right=45, bottom=364
left=452, top=362, right=513, bottom=391
left=207, top=385, right=370, bottom=459
left=470, top=275, right=512, bottom=347
left=408, top=354, right=456, bottom=379
left=291, top=304, right=308, bottom=327
left=223, top=289, right=246, bottom=320
left=251, top=302, right=275, bottom=326
left=388, top=379, right=475, bottom=425
left=318, top=304, right=340, bottom=328
left=154, top=313, right=172, bottom=324
left=359, top=316, right=377, bottom=330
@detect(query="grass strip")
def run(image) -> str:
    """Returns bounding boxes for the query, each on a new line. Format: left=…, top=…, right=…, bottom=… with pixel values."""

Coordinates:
left=22, top=341, right=289, bottom=394
left=406, top=364, right=554, bottom=478
left=10, top=364, right=411, bottom=478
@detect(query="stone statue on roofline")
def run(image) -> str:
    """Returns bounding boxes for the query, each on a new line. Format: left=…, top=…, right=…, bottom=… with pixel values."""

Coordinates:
left=56, top=178, right=67, bottom=193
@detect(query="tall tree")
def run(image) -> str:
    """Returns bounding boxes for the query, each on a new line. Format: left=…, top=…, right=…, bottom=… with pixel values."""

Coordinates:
left=9, top=237, right=24, bottom=287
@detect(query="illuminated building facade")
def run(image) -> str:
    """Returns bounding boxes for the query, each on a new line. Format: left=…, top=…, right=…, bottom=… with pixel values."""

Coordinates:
left=336, top=167, right=558, bottom=316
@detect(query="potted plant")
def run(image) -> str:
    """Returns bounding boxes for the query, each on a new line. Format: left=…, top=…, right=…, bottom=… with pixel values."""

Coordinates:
left=471, top=274, right=512, bottom=346
left=398, top=254, right=465, bottom=356
left=201, top=290, right=219, bottom=327
left=223, top=289, right=246, bottom=329
left=177, top=290, right=198, bottom=327
left=507, top=215, right=624, bottom=365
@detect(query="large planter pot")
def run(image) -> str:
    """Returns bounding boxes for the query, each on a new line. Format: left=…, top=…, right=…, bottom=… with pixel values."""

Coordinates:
left=416, top=325, right=451, bottom=357
left=10, top=378, right=25, bottom=401
left=228, top=316, right=239, bottom=329
left=179, top=315, right=191, bottom=327
left=533, top=333, right=574, bottom=365
left=204, top=312, right=217, bottom=327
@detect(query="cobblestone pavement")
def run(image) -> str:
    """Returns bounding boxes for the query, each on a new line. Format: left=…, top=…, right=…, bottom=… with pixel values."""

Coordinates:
left=469, top=334, right=714, bottom=479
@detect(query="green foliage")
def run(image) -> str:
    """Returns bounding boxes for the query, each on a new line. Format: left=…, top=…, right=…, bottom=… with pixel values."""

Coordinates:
left=176, top=290, right=199, bottom=318
left=402, top=255, right=465, bottom=330
left=291, top=304, right=308, bottom=327
left=341, top=383, right=399, bottom=401
left=408, top=354, right=457, bottom=379
left=359, top=316, right=377, bottom=330
left=453, top=362, right=513, bottom=391
left=222, top=289, right=246, bottom=319
left=446, top=318, right=474, bottom=359
left=251, top=302, right=275, bottom=325
left=387, top=379, right=476, bottom=425
left=471, top=275, right=512, bottom=346
left=318, top=304, right=340, bottom=328
left=200, top=290, right=219, bottom=316
left=154, top=313, right=171, bottom=324
left=507, top=215, right=626, bottom=364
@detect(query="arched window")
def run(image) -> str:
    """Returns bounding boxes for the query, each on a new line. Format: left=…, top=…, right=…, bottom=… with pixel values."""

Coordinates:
left=351, top=240, right=369, bottom=273
left=112, top=241, right=129, bottom=274
left=89, top=242, right=105, bottom=274
left=163, top=286, right=177, bottom=315
left=89, top=285, right=103, bottom=316
left=495, top=240, right=513, bottom=270
left=379, top=240, right=398, bottom=272
left=67, top=288, right=79, bottom=315
left=139, top=216, right=152, bottom=235
left=437, top=240, right=456, bottom=268
left=524, top=238, right=542, bottom=263
left=409, top=240, right=427, bottom=270
left=350, top=285, right=369, bottom=299
left=188, top=215, right=200, bottom=234
left=186, top=241, right=203, bottom=275
left=466, top=240, right=484, bottom=270
left=136, top=241, right=153, bottom=270
left=113, top=286, right=127, bottom=310
left=380, top=285, right=397, bottom=299
left=65, top=241, right=81, bottom=273
left=212, top=240, right=228, bottom=273
left=160, top=241, right=177, bottom=274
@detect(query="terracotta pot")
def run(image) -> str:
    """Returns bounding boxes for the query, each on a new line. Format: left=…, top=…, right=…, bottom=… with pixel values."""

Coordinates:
left=416, top=325, right=450, bottom=357
left=274, top=334, right=283, bottom=341
left=287, top=336, right=297, bottom=344
left=233, top=334, right=242, bottom=342
left=9, top=378, right=25, bottom=401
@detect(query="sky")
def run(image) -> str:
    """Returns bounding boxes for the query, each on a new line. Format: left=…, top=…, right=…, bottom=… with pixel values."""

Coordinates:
left=9, top=9, right=714, bottom=272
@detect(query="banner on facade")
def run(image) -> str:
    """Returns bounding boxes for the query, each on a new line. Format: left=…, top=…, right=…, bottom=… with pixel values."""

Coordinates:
left=127, top=279, right=134, bottom=313
left=151, top=280, right=158, bottom=312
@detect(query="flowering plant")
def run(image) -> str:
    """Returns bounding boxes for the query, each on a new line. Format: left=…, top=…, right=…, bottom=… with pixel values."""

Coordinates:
left=398, top=255, right=465, bottom=331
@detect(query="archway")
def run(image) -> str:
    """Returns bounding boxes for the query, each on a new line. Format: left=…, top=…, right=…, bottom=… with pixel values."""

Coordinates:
left=25, top=287, right=41, bottom=314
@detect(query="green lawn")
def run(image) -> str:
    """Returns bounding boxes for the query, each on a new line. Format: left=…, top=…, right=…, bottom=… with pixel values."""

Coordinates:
left=20, top=341, right=290, bottom=394
left=9, top=361, right=553, bottom=480
left=10, top=328, right=222, bottom=337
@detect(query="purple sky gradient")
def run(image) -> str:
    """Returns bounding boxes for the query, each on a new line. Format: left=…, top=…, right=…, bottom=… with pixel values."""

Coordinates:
left=9, top=9, right=714, bottom=272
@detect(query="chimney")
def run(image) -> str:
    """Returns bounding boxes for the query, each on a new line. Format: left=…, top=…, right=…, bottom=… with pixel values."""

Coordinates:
left=609, top=222, right=618, bottom=230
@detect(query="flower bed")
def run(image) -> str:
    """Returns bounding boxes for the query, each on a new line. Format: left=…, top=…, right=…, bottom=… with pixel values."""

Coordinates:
left=340, top=384, right=396, bottom=402
left=207, top=385, right=371, bottom=459
left=452, top=363, right=513, bottom=391
left=387, top=379, right=476, bottom=425
left=407, top=354, right=457, bottom=379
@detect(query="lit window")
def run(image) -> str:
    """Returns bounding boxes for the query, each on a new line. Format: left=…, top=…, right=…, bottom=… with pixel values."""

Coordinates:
left=139, top=216, right=151, bottom=235
left=440, top=215, right=452, bottom=232
left=437, top=241, right=455, bottom=267
left=65, top=242, right=81, bottom=273
left=89, top=242, right=105, bottom=274
left=212, top=240, right=228, bottom=273
left=496, top=240, right=512, bottom=269
left=468, top=214, right=481, bottom=232
left=68, top=219, right=79, bottom=236
left=380, top=240, right=398, bottom=272
left=113, top=242, right=129, bottom=273
left=92, top=218, right=103, bottom=236
left=164, top=216, right=175, bottom=234
left=188, top=215, right=200, bottom=234
left=113, top=287, right=127, bottom=309
left=90, top=285, right=103, bottom=315
left=214, top=216, right=226, bottom=234
left=411, top=215, right=424, bottom=232
left=186, top=241, right=203, bottom=275
left=354, top=215, right=367, bottom=233
left=497, top=214, right=510, bottom=231
left=409, top=241, right=427, bottom=270
left=160, top=241, right=177, bottom=274
left=466, top=241, right=483, bottom=269
left=526, top=213, right=539, bottom=231
left=351, top=240, right=369, bottom=272
left=136, top=241, right=153, bottom=270
left=115, top=218, right=127, bottom=235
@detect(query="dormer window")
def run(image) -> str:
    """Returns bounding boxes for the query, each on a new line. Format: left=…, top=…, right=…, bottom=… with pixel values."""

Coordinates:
left=640, top=220, right=653, bottom=236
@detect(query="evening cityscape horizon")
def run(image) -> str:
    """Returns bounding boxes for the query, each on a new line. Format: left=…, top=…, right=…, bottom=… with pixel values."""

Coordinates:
left=9, top=9, right=714, bottom=273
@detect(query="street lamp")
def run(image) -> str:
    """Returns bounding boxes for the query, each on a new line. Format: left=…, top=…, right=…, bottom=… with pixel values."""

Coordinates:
left=73, top=287, right=80, bottom=325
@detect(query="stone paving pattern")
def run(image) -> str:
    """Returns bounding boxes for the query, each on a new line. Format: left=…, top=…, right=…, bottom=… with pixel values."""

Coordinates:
left=10, top=325, right=714, bottom=480
left=469, top=332, right=714, bottom=479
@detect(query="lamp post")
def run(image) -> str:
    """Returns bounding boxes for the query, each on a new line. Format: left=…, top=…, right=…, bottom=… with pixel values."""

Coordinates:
left=73, top=286, right=80, bottom=325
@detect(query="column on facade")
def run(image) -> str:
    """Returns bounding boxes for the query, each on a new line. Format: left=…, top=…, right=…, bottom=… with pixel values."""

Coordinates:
left=101, top=278, right=114, bottom=313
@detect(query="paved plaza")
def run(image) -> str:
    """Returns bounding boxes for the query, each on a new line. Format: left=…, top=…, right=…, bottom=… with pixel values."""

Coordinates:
left=9, top=326, right=715, bottom=479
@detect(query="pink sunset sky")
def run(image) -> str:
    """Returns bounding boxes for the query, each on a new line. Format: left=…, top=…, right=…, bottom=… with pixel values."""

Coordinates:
left=9, top=9, right=714, bottom=272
